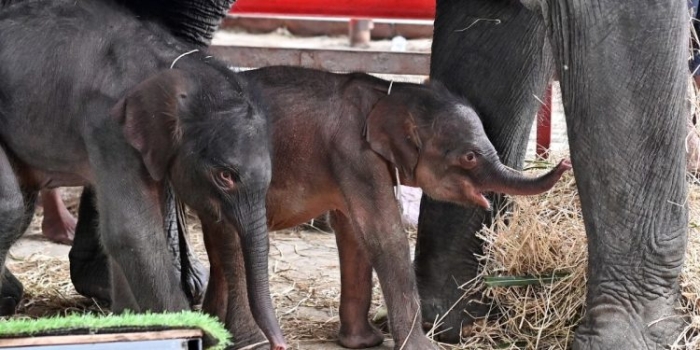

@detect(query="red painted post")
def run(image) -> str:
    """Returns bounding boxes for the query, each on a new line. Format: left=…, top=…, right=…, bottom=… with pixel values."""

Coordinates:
left=536, top=83, right=553, bottom=159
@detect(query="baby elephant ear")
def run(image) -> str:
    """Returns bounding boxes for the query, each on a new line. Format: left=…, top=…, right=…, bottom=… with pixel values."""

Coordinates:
left=110, top=69, right=190, bottom=181
left=365, top=97, right=422, bottom=180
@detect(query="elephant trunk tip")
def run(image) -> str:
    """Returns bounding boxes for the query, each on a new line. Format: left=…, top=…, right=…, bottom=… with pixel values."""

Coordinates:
left=527, top=158, right=571, bottom=194
left=484, top=158, right=571, bottom=197
left=556, top=159, right=572, bottom=173
left=524, top=158, right=571, bottom=194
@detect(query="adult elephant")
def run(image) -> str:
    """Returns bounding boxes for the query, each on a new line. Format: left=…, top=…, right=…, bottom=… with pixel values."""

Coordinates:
left=417, top=1, right=689, bottom=349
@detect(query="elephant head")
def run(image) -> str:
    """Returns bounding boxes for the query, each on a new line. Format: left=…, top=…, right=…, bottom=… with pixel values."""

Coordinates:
left=111, top=68, right=284, bottom=348
left=366, top=81, right=570, bottom=209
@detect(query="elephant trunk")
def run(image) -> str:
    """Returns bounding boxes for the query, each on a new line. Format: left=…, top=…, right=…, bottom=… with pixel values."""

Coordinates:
left=233, top=194, right=287, bottom=350
left=480, top=159, right=571, bottom=196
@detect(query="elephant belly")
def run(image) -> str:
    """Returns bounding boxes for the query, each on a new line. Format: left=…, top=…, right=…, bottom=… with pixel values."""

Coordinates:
left=266, top=189, right=344, bottom=231
left=17, top=165, right=93, bottom=191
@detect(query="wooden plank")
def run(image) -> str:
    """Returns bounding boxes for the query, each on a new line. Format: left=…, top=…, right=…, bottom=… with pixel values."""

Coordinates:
left=0, top=329, right=203, bottom=347
left=208, top=45, right=430, bottom=75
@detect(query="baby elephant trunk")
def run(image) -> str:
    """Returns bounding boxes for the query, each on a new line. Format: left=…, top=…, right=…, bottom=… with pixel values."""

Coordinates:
left=229, top=189, right=287, bottom=350
left=483, top=159, right=571, bottom=196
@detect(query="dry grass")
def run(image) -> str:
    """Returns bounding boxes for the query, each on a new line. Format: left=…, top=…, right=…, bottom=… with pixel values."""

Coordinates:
left=9, top=259, right=106, bottom=318
left=457, top=168, right=585, bottom=349
left=425, top=160, right=700, bottom=350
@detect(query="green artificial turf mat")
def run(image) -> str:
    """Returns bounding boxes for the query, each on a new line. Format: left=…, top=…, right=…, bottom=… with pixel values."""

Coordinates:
left=0, top=311, right=231, bottom=349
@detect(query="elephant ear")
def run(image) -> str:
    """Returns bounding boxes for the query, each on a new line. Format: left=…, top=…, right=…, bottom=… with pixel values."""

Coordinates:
left=110, top=69, right=190, bottom=181
left=365, top=97, right=422, bottom=180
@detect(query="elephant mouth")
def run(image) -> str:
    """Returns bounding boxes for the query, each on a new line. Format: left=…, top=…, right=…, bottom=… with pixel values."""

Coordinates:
left=468, top=187, right=490, bottom=209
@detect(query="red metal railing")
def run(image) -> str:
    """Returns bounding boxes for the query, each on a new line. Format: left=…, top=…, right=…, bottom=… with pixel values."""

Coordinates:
left=230, top=0, right=435, bottom=20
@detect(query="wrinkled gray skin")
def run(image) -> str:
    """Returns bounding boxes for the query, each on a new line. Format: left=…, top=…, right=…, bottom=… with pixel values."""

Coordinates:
left=416, top=1, right=689, bottom=349
left=0, top=1, right=285, bottom=349
left=0, top=0, right=215, bottom=309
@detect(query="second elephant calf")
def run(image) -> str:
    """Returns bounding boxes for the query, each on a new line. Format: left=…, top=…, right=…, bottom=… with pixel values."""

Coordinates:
left=205, top=66, right=571, bottom=350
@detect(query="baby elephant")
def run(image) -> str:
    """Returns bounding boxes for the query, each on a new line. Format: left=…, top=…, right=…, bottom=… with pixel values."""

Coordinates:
left=204, top=66, right=571, bottom=350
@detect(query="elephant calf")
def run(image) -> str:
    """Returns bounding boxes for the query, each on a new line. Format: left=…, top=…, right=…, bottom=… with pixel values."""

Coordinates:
left=206, top=66, right=571, bottom=350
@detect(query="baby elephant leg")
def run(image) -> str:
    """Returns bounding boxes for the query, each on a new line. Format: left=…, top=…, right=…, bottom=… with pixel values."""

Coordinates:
left=338, top=168, right=436, bottom=350
left=330, top=211, right=384, bottom=348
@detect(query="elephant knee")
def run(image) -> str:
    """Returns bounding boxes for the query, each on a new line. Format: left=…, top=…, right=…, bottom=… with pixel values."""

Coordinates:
left=0, top=197, right=28, bottom=244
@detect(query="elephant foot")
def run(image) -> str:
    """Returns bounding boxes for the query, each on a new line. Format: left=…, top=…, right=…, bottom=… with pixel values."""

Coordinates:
left=1, top=269, right=23, bottom=316
left=572, top=295, right=686, bottom=350
left=419, top=291, right=491, bottom=343
left=69, top=255, right=111, bottom=304
left=228, top=335, right=268, bottom=350
left=226, top=342, right=268, bottom=350
left=41, top=214, right=76, bottom=245
left=338, top=323, right=384, bottom=349
left=393, top=333, right=438, bottom=350
left=0, top=296, right=18, bottom=316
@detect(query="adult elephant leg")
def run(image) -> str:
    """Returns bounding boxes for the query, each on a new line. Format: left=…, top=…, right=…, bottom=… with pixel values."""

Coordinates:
left=0, top=145, right=37, bottom=316
left=69, top=187, right=111, bottom=304
left=416, top=1, right=552, bottom=341
left=545, top=1, right=689, bottom=348
left=0, top=191, right=36, bottom=316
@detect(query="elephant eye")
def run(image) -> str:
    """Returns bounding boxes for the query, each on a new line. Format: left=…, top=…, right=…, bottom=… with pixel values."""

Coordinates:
left=465, top=152, right=476, bottom=162
left=216, top=169, right=236, bottom=190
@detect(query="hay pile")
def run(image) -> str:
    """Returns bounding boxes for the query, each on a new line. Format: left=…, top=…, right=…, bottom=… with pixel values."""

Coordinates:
left=449, top=163, right=700, bottom=349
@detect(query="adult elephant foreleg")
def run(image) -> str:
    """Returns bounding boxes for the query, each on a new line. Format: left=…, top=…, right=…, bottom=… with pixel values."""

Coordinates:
left=545, top=1, right=689, bottom=348
left=416, top=0, right=552, bottom=342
